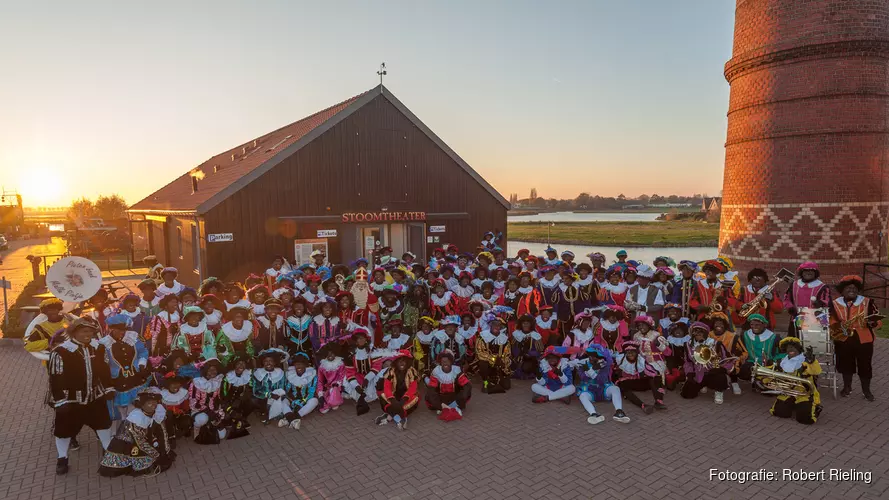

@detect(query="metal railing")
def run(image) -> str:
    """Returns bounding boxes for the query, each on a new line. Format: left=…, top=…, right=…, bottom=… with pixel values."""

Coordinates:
left=862, top=263, right=889, bottom=308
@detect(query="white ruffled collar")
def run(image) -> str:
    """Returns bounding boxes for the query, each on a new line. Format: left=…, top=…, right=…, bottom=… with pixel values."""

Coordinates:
left=796, top=279, right=823, bottom=289
left=536, top=316, right=555, bottom=328
left=158, top=310, right=180, bottom=323
left=225, top=299, right=251, bottom=310
left=431, top=291, right=454, bottom=307
left=222, top=321, right=253, bottom=342
left=225, top=370, right=252, bottom=386
left=512, top=330, right=541, bottom=341
left=538, top=276, right=560, bottom=288
left=434, top=330, right=464, bottom=345
left=666, top=335, right=690, bottom=346
left=180, top=321, right=207, bottom=336
left=559, top=282, right=579, bottom=292
left=745, top=329, right=775, bottom=342
left=431, top=365, right=462, bottom=384
left=161, top=388, right=189, bottom=405
left=257, top=315, right=285, bottom=329
left=319, top=357, right=344, bottom=371
left=99, top=330, right=140, bottom=348
left=453, top=284, right=475, bottom=297
left=603, top=282, right=628, bottom=294
left=617, top=354, right=646, bottom=375
left=192, top=374, right=223, bottom=393
left=836, top=296, right=864, bottom=307
left=600, top=319, right=620, bottom=331
left=384, top=334, right=411, bottom=349
left=121, top=309, right=141, bottom=319
left=480, top=330, right=508, bottom=345
left=286, top=367, right=316, bottom=387
left=518, top=285, right=534, bottom=294
left=127, top=408, right=165, bottom=428
left=571, top=328, right=594, bottom=343
left=204, top=309, right=223, bottom=326
left=253, top=367, right=285, bottom=383
left=576, top=276, right=593, bottom=286
left=140, top=297, right=160, bottom=309
left=780, top=354, right=805, bottom=374
left=313, top=315, right=340, bottom=327
left=458, top=326, right=477, bottom=340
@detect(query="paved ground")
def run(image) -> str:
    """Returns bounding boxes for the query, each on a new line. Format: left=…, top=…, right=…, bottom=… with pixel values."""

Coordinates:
left=0, top=236, right=67, bottom=325
left=0, top=340, right=886, bottom=500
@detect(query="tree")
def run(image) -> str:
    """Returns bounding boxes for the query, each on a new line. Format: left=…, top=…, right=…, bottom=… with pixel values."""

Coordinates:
left=638, top=194, right=650, bottom=204
left=68, top=197, right=94, bottom=221
left=94, top=194, right=128, bottom=221
left=574, top=192, right=591, bottom=209
left=617, top=193, right=626, bottom=201
left=530, top=188, right=538, bottom=201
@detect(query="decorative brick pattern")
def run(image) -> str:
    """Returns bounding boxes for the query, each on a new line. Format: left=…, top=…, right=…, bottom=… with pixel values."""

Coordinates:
left=719, top=0, right=889, bottom=283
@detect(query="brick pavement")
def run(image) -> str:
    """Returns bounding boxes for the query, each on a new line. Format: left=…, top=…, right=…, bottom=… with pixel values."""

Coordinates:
left=0, top=341, right=886, bottom=500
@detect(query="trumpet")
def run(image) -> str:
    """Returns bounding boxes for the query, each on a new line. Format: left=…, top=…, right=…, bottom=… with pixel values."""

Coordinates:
left=739, top=268, right=794, bottom=319
left=752, top=363, right=815, bottom=397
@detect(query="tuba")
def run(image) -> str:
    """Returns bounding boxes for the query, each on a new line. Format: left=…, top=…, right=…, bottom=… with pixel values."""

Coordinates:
left=752, top=364, right=815, bottom=397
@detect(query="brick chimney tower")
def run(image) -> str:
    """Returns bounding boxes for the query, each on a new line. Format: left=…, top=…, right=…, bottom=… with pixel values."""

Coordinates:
left=719, top=0, right=889, bottom=284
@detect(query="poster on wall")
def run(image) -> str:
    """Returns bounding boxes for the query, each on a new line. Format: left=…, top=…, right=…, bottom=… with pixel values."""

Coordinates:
left=429, top=225, right=446, bottom=233
left=294, top=238, right=328, bottom=268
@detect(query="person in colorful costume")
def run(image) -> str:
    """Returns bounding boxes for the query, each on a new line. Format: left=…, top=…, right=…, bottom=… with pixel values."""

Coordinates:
left=250, top=348, right=289, bottom=422
left=253, top=298, right=288, bottom=352
left=430, top=315, right=466, bottom=368
left=160, top=374, right=192, bottom=442
left=576, top=343, right=630, bottom=424
left=215, top=306, right=255, bottom=367
left=198, top=294, right=225, bottom=334
left=738, top=314, right=782, bottom=384
left=629, top=315, right=668, bottom=410
left=475, top=315, right=512, bottom=393
left=278, top=352, right=319, bottom=429
left=309, top=299, right=341, bottom=351
left=728, top=268, right=783, bottom=330
left=147, top=294, right=181, bottom=367
left=117, top=293, right=150, bottom=340
left=553, top=270, right=583, bottom=342
left=531, top=346, right=575, bottom=403
left=663, top=322, right=690, bottom=390
left=708, top=312, right=748, bottom=395
left=563, top=311, right=598, bottom=359
left=668, top=260, right=698, bottom=319
left=283, top=297, right=313, bottom=360
left=830, top=275, right=882, bottom=401
left=98, top=389, right=174, bottom=477
left=425, top=350, right=472, bottom=421
left=100, top=314, right=150, bottom=425
left=681, top=322, right=734, bottom=404
left=689, top=260, right=731, bottom=322
left=24, top=298, right=73, bottom=363
left=138, top=278, right=161, bottom=320
left=189, top=358, right=227, bottom=444
left=414, top=316, right=438, bottom=376
left=342, top=328, right=380, bottom=410
left=783, top=261, right=832, bottom=336
left=512, top=314, right=544, bottom=379
left=219, top=355, right=253, bottom=439
left=769, top=337, right=823, bottom=424
left=172, top=306, right=216, bottom=361
left=593, top=305, right=629, bottom=355
left=317, top=341, right=347, bottom=414
left=375, top=349, right=420, bottom=431
left=614, top=340, right=663, bottom=414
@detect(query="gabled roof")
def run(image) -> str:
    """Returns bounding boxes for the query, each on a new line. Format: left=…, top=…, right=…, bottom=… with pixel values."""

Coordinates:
left=129, top=85, right=508, bottom=214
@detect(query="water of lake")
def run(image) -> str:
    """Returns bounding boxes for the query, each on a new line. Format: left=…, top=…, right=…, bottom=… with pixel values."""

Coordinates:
left=507, top=240, right=717, bottom=265
left=508, top=211, right=661, bottom=222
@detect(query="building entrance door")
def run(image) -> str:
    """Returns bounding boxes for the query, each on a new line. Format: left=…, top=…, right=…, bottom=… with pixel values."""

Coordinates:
left=407, top=223, right=426, bottom=263
left=359, top=225, right=386, bottom=264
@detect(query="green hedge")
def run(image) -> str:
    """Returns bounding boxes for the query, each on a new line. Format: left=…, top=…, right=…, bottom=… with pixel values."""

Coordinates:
left=0, top=278, right=44, bottom=339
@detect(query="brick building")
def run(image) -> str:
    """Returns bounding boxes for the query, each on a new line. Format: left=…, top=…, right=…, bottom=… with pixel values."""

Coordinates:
left=128, top=85, right=508, bottom=287
left=718, top=0, right=889, bottom=284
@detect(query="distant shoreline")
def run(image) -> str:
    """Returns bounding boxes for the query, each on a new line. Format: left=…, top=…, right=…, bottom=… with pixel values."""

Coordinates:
left=507, top=221, right=719, bottom=247
left=508, top=207, right=697, bottom=216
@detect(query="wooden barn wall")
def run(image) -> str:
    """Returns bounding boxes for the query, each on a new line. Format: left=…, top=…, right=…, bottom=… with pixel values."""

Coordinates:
left=167, top=216, right=200, bottom=288
left=203, top=94, right=507, bottom=282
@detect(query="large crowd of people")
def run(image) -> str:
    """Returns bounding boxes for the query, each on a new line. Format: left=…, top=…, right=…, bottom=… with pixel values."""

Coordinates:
left=23, top=233, right=883, bottom=477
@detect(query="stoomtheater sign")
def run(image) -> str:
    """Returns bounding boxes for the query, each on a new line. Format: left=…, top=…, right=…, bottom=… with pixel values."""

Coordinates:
left=341, top=212, right=427, bottom=223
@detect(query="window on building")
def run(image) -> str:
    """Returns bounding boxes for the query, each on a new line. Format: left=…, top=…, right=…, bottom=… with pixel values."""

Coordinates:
left=192, top=224, right=199, bottom=271
left=177, top=226, right=183, bottom=259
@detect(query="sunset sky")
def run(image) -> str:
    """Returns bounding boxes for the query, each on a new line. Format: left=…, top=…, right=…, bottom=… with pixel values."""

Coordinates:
left=0, top=1, right=735, bottom=207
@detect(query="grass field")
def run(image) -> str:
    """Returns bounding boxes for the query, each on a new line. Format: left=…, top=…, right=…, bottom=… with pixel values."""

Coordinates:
left=507, top=221, right=719, bottom=247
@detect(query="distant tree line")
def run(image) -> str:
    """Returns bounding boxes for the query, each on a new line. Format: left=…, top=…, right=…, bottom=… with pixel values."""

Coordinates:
left=507, top=188, right=717, bottom=210
left=68, top=194, right=129, bottom=222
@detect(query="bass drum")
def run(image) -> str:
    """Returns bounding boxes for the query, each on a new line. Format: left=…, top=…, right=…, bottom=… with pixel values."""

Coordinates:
left=797, top=307, right=830, bottom=356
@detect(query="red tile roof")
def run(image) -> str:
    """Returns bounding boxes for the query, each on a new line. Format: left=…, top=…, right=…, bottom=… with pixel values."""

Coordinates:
left=129, top=90, right=367, bottom=213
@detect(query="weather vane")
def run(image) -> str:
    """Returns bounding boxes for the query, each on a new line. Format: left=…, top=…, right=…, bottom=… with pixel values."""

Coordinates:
left=377, top=62, right=387, bottom=85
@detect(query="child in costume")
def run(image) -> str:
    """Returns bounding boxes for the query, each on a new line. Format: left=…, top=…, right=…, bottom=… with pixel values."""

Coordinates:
left=629, top=315, right=668, bottom=410
left=219, top=356, right=252, bottom=439
left=535, top=266, right=561, bottom=308
left=318, top=341, right=348, bottom=414
left=278, top=352, right=319, bottom=429
left=475, top=315, right=512, bottom=393
left=173, top=306, right=216, bottom=361
left=664, top=322, right=690, bottom=390
left=593, top=305, right=629, bottom=355
left=223, top=282, right=251, bottom=311
left=554, top=270, right=583, bottom=342
left=452, top=271, right=476, bottom=314
left=247, top=284, right=270, bottom=317
left=24, top=298, right=74, bottom=363
left=429, top=278, right=459, bottom=320
left=425, top=350, right=472, bottom=421
left=215, top=306, right=255, bottom=367
left=708, top=312, right=748, bottom=395
left=199, top=294, right=224, bottom=334
left=310, top=299, right=341, bottom=351
left=535, top=305, right=559, bottom=347
left=250, top=348, right=289, bottom=422
left=783, top=261, right=831, bottom=336
left=613, top=340, right=663, bottom=414
left=156, top=267, right=184, bottom=297
left=738, top=314, right=781, bottom=384
left=189, top=358, right=227, bottom=444
left=531, top=346, right=576, bottom=403
left=117, top=293, right=150, bottom=340
left=382, top=318, right=412, bottom=350
left=681, top=322, right=735, bottom=404
left=471, top=281, right=499, bottom=310
left=137, top=279, right=161, bottom=319
left=100, top=314, right=150, bottom=426
left=511, top=314, right=543, bottom=379
left=431, top=315, right=467, bottom=368
left=576, top=344, right=630, bottom=424
left=563, top=311, right=598, bottom=358
left=414, top=316, right=438, bottom=376
left=98, top=389, right=174, bottom=477
left=658, top=303, right=689, bottom=335
left=376, top=349, right=420, bottom=431
left=302, top=275, right=327, bottom=308
left=283, top=296, right=314, bottom=360
left=147, top=294, right=181, bottom=366
left=160, top=374, right=192, bottom=442
left=769, top=337, right=822, bottom=424
left=253, top=298, right=288, bottom=352
left=178, top=287, right=198, bottom=309
left=601, top=267, right=628, bottom=307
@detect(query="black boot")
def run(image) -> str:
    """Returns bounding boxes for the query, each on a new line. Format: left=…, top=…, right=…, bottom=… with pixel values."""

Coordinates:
left=56, top=457, right=69, bottom=475
left=861, top=378, right=875, bottom=401
left=840, top=373, right=853, bottom=397
left=69, top=437, right=80, bottom=451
